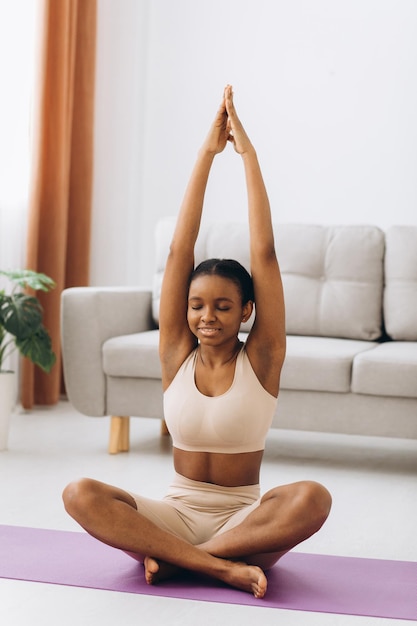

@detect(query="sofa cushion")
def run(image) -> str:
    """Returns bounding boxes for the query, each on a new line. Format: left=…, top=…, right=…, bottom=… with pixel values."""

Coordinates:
left=275, top=224, right=384, bottom=341
left=103, top=330, right=161, bottom=379
left=280, top=336, right=377, bottom=393
left=153, top=219, right=385, bottom=341
left=384, top=226, right=417, bottom=340
left=352, top=341, right=417, bottom=398
left=102, top=330, right=376, bottom=396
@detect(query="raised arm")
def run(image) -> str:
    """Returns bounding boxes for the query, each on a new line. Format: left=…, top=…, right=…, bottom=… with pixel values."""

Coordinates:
left=225, top=86, right=286, bottom=396
left=159, top=93, right=230, bottom=388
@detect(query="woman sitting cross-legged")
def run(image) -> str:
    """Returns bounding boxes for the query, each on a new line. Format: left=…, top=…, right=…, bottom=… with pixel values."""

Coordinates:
left=62, top=85, right=332, bottom=599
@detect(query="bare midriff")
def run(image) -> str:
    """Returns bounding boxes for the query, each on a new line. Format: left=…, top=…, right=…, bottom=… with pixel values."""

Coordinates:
left=173, top=448, right=264, bottom=487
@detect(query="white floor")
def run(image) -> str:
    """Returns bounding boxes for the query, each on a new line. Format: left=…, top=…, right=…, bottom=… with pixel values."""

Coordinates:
left=1, top=401, right=416, bottom=626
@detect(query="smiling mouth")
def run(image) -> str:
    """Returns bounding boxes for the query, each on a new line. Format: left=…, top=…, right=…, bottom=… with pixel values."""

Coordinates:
left=198, top=327, right=220, bottom=334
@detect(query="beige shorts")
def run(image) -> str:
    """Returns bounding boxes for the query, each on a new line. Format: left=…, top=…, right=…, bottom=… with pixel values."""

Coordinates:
left=130, top=472, right=261, bottom=545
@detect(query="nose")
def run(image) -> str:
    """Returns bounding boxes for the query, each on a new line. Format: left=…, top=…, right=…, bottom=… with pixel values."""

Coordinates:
left=201, top=307, right=216, bottom=323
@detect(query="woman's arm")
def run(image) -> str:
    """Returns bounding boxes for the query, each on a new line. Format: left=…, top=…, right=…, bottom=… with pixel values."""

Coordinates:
left=225, top=86, right=286, bottom=396
left=159, top=93, right=230, bottom=388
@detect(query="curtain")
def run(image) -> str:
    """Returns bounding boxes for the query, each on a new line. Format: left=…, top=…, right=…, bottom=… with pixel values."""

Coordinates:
left=21, top=0, right=97, bottom=408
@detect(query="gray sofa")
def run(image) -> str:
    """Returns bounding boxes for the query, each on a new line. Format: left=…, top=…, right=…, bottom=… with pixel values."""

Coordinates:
left=61, top=220, right=417, bottom=453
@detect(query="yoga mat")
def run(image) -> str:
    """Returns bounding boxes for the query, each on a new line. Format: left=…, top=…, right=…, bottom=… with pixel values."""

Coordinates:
left=0, top=525, right=415, bottom=621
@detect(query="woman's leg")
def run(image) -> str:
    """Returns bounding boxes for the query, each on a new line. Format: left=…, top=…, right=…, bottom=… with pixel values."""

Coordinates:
left=199, top=480, right=332, bottom=568
left=62, top=477, right=268, bottom=598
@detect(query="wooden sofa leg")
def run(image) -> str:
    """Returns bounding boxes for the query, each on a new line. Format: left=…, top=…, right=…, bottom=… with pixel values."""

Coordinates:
left=109, top=416, right=130, bottom=454
left=160, top=419, right=170, bottom=436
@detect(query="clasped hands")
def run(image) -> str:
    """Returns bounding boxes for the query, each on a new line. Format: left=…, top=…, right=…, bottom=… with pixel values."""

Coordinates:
left=202, top=85, right=254, bottom=157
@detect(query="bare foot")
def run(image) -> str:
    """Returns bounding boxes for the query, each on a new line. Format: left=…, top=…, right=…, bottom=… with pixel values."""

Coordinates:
left=143, top=556, right=181, bottom=585
left=144, top=556, right=267, bottom=598
left=221, top=560, right=268, bottom=598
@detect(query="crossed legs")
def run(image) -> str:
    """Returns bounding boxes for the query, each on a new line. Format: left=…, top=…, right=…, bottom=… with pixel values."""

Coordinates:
left=62, top=477, right=331, bottom=598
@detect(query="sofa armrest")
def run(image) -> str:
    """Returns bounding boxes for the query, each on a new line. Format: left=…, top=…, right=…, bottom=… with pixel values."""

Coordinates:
left=61, top=287, right=154, bottom=416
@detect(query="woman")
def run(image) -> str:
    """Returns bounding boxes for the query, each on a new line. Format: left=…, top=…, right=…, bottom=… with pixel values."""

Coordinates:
left=63, top=86, right=331, bottom=599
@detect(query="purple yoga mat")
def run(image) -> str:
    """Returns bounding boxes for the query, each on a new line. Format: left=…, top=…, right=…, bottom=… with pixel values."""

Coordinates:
left=0, top=525, right=415, bottom=620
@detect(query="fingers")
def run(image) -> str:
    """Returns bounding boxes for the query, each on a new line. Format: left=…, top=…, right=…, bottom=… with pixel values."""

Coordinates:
left=224, top=84, right=242, bottom=131
left=224, top=84, right=240, bottom=138
left=224, top=84, right=235, bottom=116
left=221, top=84, right=253, bottom=154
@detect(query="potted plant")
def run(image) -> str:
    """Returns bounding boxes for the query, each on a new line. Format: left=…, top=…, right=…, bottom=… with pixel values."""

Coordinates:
left=0, top=269, right=56, bottom=450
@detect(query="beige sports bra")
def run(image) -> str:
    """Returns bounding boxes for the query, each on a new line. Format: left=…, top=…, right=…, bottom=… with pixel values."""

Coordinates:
left=163, top=345, right=277, bottom=454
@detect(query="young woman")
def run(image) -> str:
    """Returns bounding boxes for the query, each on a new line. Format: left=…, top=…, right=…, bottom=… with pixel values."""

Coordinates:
left=63, top=86, right=331, bottom=599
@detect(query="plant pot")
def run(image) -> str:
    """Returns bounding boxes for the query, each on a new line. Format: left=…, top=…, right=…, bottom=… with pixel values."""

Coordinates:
left=0, top=371, right=16, bottom=451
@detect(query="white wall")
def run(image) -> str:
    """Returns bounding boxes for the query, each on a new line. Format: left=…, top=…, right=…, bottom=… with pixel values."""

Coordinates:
left=91, top=0, right=417, bottom=286
left=90, top=0, right=149, bottom=286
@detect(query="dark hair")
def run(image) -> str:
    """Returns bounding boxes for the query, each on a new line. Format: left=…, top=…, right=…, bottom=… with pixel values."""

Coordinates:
left=190, top=258, right=254, bottom=304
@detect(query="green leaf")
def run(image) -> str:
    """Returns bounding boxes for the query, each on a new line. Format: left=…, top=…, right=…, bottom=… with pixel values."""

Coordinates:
left=0, top=269, right=56, bottom=372
left=0, top=294, right=43, bottom=339
left=16, top=326, right=56, bottom=373
left=0, top=270, right=56, bottom=292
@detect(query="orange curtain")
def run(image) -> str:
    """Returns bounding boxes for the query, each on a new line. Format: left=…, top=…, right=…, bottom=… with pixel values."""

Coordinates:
left=21, top=0, right=97, bottom=408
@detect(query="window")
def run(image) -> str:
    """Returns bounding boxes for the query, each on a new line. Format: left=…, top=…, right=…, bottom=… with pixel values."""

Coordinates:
left=0, top=1, right=38, bottom=271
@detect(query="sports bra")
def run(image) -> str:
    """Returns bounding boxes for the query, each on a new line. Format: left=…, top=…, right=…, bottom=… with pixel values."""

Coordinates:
left=163, top=345, right=277, bottom=454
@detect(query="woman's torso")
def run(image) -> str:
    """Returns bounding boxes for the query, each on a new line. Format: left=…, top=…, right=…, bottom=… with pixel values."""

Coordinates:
left=163, top=345, right=278, bottom=486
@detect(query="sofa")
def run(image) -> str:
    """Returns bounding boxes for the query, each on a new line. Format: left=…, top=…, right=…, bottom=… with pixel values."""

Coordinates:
left=61, top=220, right=417, bottom=453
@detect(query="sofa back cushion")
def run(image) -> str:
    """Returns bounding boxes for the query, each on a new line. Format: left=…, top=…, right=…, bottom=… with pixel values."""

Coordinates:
left=384, top=226, right=417, bottom=340
left=153, top=219, right=385, bottom=341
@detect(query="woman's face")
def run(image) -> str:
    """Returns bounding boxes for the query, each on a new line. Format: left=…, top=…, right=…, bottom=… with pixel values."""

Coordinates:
left=187, top=274, right=252, bottom=345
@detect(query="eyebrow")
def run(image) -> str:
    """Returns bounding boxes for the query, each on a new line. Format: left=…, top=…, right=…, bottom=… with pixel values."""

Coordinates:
left=188, top=296, right=234, bottom=303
